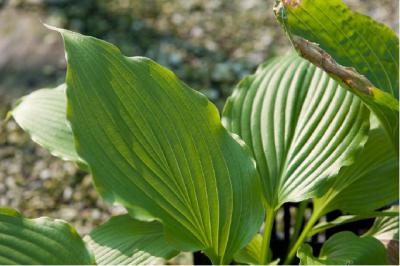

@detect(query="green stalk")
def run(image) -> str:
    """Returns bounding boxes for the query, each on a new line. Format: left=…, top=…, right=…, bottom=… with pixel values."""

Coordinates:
left=259, top=205, right=275, bottom=264
left=287, top=201, right=308, bottom=250
left=284, top=210, right=320, bottom=265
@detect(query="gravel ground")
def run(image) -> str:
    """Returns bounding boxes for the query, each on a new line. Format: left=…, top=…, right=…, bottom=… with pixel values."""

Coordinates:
left=0, top=0, right=398, bottom=252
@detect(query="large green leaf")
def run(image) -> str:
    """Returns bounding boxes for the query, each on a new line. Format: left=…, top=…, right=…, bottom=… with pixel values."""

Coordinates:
left=297, top=231, right=388, bottom=265
left=222, top=54, right=370, bottom=208
left=53, top=27, right=264, bottom=264
left=274, top=0, right=399, bottom=148
left=11, top=84, right=82, bottom=163
left=364, top=206, right=399, bottom=265
left=85, top=214, right=179, bottom=265
left=313, top=123, right=398, bottom=215
left=0, top=208, right=94, bottom=264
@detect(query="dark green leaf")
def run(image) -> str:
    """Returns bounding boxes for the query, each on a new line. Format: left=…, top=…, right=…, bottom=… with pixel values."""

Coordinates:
left=274, top=0, right=399, bottom=148
left=297, top=231, right=388, bottom=265
left=0, top=208, right=94, bottom=265
left=364, top=206, right=399, bottom=265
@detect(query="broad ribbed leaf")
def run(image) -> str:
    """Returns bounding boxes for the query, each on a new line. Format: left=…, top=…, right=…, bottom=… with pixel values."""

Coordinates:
left=222, top=54, right=369, bottom=208
left=313, top=125, right=398, bottom=215
left=0, top=208, right=94, bottom=264
left=11, top=84, right=82, bottom=163
left=364, top=206, right=399, bottom=265
left=54, top=27, right=264, bottom=264
left=274, top=0, right=399, bottom=148
left=297, top=231, right=388, bottom=265
left=85, top=215, right=179, bottom=265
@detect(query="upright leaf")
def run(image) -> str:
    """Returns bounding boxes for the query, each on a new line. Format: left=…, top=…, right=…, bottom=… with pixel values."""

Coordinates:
left=53, top=27, right=264, bottom=264
left=0, top=208, right=94, bottom=264
left=11, top=84, right=82, bottom=163
left=274, top=0, right=399, bottom=148
left=233, top=234, right=262, bottom=265
left=313, top=124, right=398, bottom=215
left=223, top=54, right=369, bottom=208
left=297, top=231, right=388, bottom=265
left=85, top=215, right=179, bottom=265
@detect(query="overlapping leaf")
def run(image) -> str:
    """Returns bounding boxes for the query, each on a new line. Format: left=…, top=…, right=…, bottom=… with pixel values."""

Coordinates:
left=54, top=27, right=264, bottom=264
left=364, top=206, right=399, bottom=265
left=313, top=124, right=398, bottom=215
left=274, top=0, right=399, bottom=148
left=223, top=54, right=370, bottom=208
left=297, top=231, right=388, bottom=265
left=0, top=208, right=94, bottom=264
left=85, top=215, right=179, bottom=265
left=11, top=84, right=82, bottom=163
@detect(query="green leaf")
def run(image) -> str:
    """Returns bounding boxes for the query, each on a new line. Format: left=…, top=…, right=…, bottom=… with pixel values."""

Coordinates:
left=297, top=231, right=388, bottom=265
left=274, top=0, right=399, bottom=148
left=233, top=234, right=262, bottom=265
left=85, top=214, right=179, bottom=265
left=11, top=84, right=83, bottom=163
left=313, top=124, right=399, bottom=215
left=364, top=206, right=399, bottom=265
left=53, top=27, right=264, bottom=264
left=309, top=211, right=398, bottom=237
left=0, top=208, right=95, bottom=264
left=222, top=54, right=370, bottom=208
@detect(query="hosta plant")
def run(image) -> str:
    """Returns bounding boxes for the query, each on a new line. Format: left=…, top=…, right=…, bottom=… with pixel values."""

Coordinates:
left=4, top=0, right=399, bottom=265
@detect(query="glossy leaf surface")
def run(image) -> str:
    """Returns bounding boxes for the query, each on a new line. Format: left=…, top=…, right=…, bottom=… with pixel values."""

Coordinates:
left=223, top=54, right=369, bottom=208
left=56, top=27, right=264, bottom=264
left=297, top=231, right=388, bottom=265
left=314, top=125, right=398, bottom=215
left=0, top=208, right=94, bottom=264
left=85, top=215, right=179, bottom=265
left=274, top=0, right=399, bottom=147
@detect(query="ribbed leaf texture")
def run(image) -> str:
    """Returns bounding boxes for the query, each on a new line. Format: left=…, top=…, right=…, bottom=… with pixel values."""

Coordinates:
left=85, top=215, right=179, bottom=265
left=313, top=123, right=398, bottom=215
left=53, top=27, right=264, bottom=264
left=11, top=84, right=82, bottom=163
left=222, top=54, right=370, bottom=208
left=274, top=0, right=399, bottom=148
left=297, top=231, right=388, bottom=265
left=0, top=208, right=94, bottom=264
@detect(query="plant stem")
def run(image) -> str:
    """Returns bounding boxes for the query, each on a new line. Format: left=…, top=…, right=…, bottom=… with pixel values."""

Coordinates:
left=287, top=201, right=308, bottom=250
left=260, top=205, right=275, bottom=264
left=284, top=210, right=320, bottom=265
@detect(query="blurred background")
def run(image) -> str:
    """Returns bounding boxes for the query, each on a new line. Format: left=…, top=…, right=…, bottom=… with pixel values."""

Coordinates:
left=0, top=0, right=398, bottom=260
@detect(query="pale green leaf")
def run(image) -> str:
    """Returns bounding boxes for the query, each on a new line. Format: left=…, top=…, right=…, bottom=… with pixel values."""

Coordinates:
left=313, top=124, right=398, bottom=215
left=222, top=54, right=369, bottom=208
left=233, top=234, right=262, bottom=265
left=274, top=0, right=399, bottom=148
left=85, top=215, right=179, bottom=265
left=0, top=208, right=95, bottom=265
left=11, top=84, right=83, bottom=163
left=297, top=231, right=388, bottom=265
left=54, top=27, right=264, bottom=264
